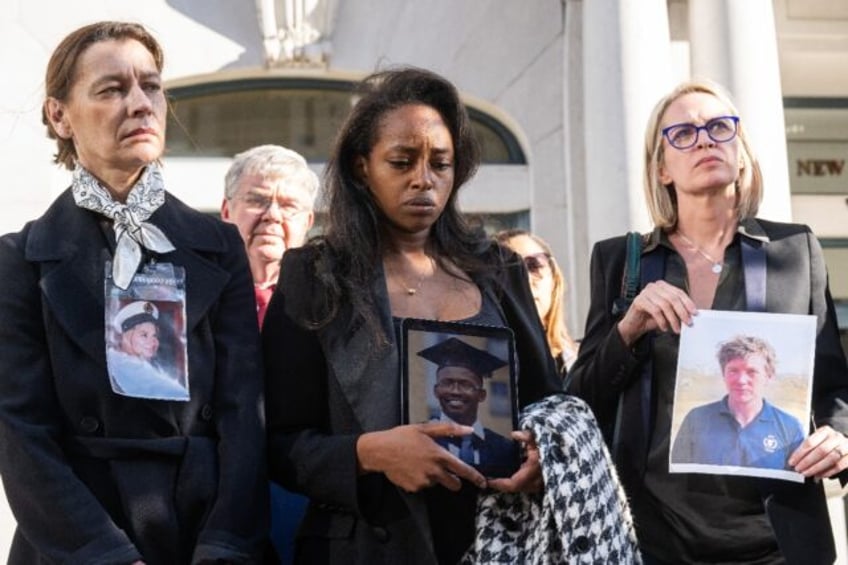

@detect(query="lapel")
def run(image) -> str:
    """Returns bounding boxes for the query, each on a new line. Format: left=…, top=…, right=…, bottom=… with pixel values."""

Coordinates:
left=26, top=192, right=110, bottom=366
left=26, top=191, right=232, bottom=367
left=322, top=261, right=400, bottom=432
left=738, top=217, right=771, bottom=244
left=308, top=252, right=458, bottom=559
left=149, top=196, right=232, bottom=333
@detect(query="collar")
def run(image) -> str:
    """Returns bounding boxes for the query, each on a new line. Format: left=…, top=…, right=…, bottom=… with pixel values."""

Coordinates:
left=719, top=395, right=776, bottom=422
left=440, top=413, right=486, bottom=439
left=643, top=217, right=771, bottom=255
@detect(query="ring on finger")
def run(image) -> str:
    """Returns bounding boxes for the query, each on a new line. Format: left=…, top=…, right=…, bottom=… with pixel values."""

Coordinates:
left=836, top=445, right=847, bottom=459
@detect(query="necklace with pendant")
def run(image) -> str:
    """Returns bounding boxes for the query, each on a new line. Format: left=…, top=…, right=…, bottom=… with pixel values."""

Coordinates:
left=400, top=275, right=425, bottom=296
left=390, top=255, right=435, bottom=297
left=676, top=230, right=724, bottom=274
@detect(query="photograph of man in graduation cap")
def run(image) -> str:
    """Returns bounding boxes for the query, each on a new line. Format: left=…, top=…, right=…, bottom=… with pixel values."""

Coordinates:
left=417, top=336, right=518, bottom=478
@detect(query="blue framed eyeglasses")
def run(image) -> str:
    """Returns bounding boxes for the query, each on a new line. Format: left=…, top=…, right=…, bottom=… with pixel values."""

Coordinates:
left=662, top=115, right=739, bottom=150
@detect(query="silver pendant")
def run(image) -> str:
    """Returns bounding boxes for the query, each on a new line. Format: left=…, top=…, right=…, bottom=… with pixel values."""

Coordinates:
left=712, top=263, right=723, bottom=274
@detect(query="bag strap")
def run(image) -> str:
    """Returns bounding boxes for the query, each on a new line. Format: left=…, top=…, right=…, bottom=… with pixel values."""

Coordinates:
left=611, top=231, right=642, bottom=318
left=611, top=243, right=666, bottom=483
left=741, top=237, right=767, bottom=312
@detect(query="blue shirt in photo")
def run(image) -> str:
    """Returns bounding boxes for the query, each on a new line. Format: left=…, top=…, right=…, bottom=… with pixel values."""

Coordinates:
left=671, top=396, right=805, bottom=470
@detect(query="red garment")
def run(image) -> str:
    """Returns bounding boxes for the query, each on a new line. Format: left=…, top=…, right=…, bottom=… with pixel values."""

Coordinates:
left=255, top=285, right=275, bottom=328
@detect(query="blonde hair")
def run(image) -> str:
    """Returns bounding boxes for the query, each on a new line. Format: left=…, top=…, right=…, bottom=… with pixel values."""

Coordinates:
left=495, top=230, right=578, bottom=361
left=717, top=335, right=776, bottom=378
left=643, top=79, right=764, bottom=228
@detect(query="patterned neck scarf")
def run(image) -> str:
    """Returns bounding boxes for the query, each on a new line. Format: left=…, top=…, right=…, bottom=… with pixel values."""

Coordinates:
left=72, top=163, right=175, bottom=289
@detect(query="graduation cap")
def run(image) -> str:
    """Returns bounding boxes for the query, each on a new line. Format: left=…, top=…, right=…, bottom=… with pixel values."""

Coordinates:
left=417, top=337, right=507, bottom=379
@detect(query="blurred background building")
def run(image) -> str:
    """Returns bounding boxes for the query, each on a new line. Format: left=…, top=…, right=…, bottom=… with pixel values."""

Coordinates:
left=2, top=0, right=848, bottom=560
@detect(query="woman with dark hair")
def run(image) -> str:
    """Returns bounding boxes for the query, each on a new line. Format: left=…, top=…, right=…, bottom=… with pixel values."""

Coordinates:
left=262, top=68, right=564, bottom=564
left=0, top=21, right=267, bottom=563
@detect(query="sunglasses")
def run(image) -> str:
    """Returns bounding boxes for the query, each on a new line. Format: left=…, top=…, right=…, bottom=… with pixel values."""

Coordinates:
left=522, top=252, right=552, bottom=277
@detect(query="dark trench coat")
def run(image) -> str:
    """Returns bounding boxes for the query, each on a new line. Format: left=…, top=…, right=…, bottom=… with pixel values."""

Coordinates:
left=0, top=190, right=268, bottom=564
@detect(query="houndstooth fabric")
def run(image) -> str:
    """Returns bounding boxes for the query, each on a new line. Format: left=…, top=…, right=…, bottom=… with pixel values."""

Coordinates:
left=461, top=394, right=641, bottom=564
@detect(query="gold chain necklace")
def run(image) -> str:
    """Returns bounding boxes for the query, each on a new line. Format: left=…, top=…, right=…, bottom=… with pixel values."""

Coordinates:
left=389, top=255, right=435, bottom=297
left=399, top=274, right=425, bottom=296
left=676, top=230, right=724, bottom=274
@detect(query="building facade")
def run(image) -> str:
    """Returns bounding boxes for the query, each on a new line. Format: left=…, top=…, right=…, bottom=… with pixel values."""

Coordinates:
left=2, top=0, right=848, bottom=559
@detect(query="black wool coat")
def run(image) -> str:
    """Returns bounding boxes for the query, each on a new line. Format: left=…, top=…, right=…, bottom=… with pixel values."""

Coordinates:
left=0, top=190, right=268, bottom=564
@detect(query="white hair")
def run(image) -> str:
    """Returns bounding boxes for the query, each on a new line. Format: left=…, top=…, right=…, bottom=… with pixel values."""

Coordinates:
left=224, top=144, right=319, bottom=206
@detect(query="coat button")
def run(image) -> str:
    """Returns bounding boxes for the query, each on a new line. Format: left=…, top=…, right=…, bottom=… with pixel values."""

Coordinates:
left=371, top=526, right=390, bottom=543
left=200, top=404, right=213, bottom=421
left=572, top=535, right=591, bottom=554
left=80, top=417, right=100, bottom=433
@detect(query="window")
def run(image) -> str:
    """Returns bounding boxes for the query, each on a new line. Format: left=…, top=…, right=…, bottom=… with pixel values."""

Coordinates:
left=784, top=99, right=848, bottom=196
left=166, top=78, right=526, bottom=164
left=785, top=101, right=848, bottom=357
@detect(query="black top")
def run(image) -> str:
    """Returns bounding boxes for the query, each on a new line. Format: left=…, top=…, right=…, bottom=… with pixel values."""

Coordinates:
left=567, top=218, right=848, bottom=565
left=394, top=292, right=506, bottom=565
left=635, top=233, right=781, bottom=564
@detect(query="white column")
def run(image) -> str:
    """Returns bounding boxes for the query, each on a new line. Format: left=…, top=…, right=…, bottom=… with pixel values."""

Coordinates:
left=562, top=0, right=590, bottom=332
left=689, top=0, right=792, bottom=222
left=581, top=0, right=673, bottom=247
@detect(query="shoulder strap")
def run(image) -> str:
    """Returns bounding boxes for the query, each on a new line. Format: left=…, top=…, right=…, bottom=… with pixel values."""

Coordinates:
left=611, top=244, right=666, bottom=486
left=741, top=238, right=767, bottom=312
left=612, top=231, right=642, bottom=318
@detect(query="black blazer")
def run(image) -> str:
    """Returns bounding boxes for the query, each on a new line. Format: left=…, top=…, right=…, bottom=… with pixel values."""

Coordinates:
left=263, top=243, right=562, bottom=565
left=567, top=218, right=848, bottom=565
left=0, top=190, right=268, bottom=563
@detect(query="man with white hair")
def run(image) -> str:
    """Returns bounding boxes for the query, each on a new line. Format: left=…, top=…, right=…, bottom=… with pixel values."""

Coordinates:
left=222, top=144, right=319, bottom=326
left=222, top=145, right=318, bottom=563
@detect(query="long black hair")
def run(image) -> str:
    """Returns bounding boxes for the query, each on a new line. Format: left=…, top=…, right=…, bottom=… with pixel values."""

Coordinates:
left=313, top=66, right=494, bottom=337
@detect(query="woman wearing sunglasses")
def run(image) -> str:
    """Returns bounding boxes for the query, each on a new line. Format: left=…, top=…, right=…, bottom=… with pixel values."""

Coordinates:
left=496, top=230, right=579, bottom=378
left=567, top=79, right=848, bottom=564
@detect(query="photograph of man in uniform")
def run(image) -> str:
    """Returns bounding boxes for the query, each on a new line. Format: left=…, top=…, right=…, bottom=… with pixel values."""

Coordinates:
left=417, top=337, right=518, bottom=478
left=672, top=335, right=805, bottom=470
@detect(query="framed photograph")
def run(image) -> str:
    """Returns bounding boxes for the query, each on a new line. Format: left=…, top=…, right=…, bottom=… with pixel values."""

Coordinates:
left=400, top=318, right=520, bottom=478
left=669, top=310, right=816, bottom=482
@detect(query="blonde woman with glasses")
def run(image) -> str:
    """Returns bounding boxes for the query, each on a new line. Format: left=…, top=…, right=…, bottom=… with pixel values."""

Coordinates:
left=496, top=229, right=579, bottom=377
left=567, top=78, right=848, bottom=565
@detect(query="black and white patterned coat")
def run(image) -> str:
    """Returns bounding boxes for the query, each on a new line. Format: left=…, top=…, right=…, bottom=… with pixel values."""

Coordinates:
left=463, top=394, right=641, bottom=564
